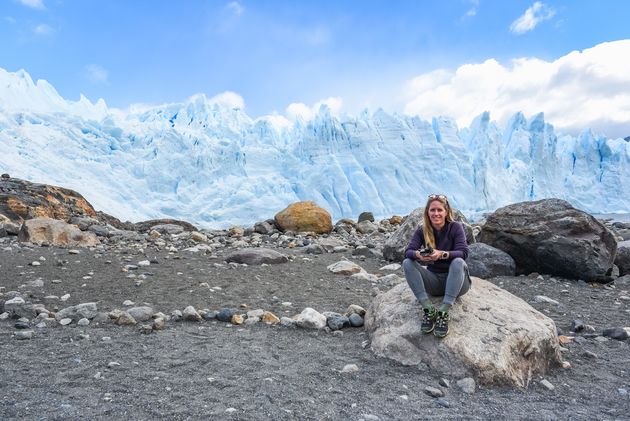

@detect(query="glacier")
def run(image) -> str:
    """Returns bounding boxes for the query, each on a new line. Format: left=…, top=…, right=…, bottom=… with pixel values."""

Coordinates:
left=0, top=67, right=629, bottom=228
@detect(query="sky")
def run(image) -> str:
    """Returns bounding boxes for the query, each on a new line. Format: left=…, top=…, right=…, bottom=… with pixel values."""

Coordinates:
left=1, top=0, right=630, bottom=137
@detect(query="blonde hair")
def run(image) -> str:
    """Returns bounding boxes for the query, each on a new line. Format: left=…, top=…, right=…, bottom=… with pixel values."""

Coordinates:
left=422, top=195, right=454, bottom=248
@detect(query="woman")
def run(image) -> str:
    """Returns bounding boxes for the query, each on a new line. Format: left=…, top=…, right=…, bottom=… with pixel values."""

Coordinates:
left=402, top=194, right=470, bottom=338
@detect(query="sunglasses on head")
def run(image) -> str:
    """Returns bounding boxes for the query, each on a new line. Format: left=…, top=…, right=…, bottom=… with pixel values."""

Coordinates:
left=428, top=194, right=448, bottom=201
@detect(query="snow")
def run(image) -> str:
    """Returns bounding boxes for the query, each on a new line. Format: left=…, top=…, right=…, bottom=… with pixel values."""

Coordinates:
left=0, top=68, right=628, bottom=228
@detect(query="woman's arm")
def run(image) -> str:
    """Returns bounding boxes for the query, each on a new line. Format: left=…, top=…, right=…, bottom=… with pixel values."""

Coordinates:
left=447, top=222, right=469, bottom=260
left=404, top=227, right=425, bottom=260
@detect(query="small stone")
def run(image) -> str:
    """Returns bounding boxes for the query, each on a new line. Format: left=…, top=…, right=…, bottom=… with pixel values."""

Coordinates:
left=570, top=319, right=584, bottom=332
left=14, top=320, right=30, bottom=329
left=203, top=311, right=218, bottom=320
left=533, top=295, right=560, bottom=305
left=439, top=378, right=450, bottom=388
left=345, top=304, right=367, bottom=317
left=77, top=318, right=90, bottom=326
left=225, top=408, right=237, bottom=414
left=183, top=306, right=202, bottom=322
left=246, top=309, right=265, bottom=319
left=561, top=361, right=572, bottom=369
left=348, top=313, right=364, bottom=327
left=262, top=311, right=280, bottom=324
left=60, top=294, right=70, bottom=302
left=618, top=388, right=628, bottom=397
left=280, top=317, right=296, bottom=328
left=152, top=317, right=165, bottom=331
left=0, top=312, right=9, bottom=320
left=138, top=260, right=150, bottom=266
left=107, top=361, right=121, bottom=369
left=68, top=249, right=80, bottom=254
left=340, top=364, right=359, bottom=373
left=231, top=314, right=244, bottom=325
left=14, top=330, right=34, bottom=340
left=540, top=379, right=555, bottom=391
left=139, top=324, right=153, bottom=334
left=116, top=312, right=137, bottom=326
left=216, top=308, right=237, bottom=322
left=583, top=350, right=598, bottom=359
left=59, top=318, right=73, bottom=326
left=456, top=377, right=476, bottom=394
left=424, top=386, right=444, bottom=398
left=170, top=310, right=183, bottom=321
left=31, top=261, right=41, bottom=266
left=122, top=300, right=135, bottom=306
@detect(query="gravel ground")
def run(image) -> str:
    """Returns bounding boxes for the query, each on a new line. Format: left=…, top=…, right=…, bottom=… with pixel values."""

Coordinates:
left=1, top=235, right=629, bottom=420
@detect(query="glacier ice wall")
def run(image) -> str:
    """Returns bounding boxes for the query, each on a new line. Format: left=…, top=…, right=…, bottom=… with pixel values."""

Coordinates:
left=0, top=68, right=628, bottom=228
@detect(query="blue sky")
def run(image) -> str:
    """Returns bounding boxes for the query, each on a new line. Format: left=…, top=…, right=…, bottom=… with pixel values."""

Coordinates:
left=2, top=0, right=630, bottom=136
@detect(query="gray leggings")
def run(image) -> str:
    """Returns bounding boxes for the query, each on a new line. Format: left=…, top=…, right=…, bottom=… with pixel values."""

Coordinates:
left=402, top=257, right=471, bottom=305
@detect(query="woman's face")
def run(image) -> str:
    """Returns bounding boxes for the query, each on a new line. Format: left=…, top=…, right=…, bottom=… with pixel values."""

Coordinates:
left=428, top=200, right=447, bottom=228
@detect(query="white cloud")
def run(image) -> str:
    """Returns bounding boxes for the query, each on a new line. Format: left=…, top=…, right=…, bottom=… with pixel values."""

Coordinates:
left=33, top=23, right=53, bottom=35
left=509, top=2, right=555, bottom=34
left=16, top=0, right=45, bottom=9
left=286, top=97, right=343, bottom=121
left=208, top=91, right=245, bottom=109
left=464, top=0, right=479, bottom=18
left=85, top=64, right=108, bottom=83
left=403, top=40, right=630, bottom=138
left=225, top=1, right=244, bottom=17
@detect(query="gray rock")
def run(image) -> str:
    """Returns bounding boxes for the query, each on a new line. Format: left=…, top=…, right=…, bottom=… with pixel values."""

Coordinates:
left=127, top=306, right=154, bottom=322
left=216, top=308, right=237, bottom=322
left=203, top=310, right=218, bottom=320
left=280, top=316, right=297, bottom=328
left=424, top=386, right=444, bottom=398
left=539, top=379, right=555, bottom=391
left=340, top=363, right=359, bottom=373
left=254, top=220, right=275, bottom=235
left=225, top=248, right=288, bottom=265
left=356, top=220, right=378, bottom=234
left=466, top=243, right=516, bottom=278
left=358, top=212, right=374, bottom=223
left=602, top=327, right=629, bottom=340
left=150, top=224, right=185, bottom=235
left=14, top=330, right=34, bottom=340
left=615, top=240, right=630, bottom=276
left=55, top=303, right=98, bottom=321
left=296, top=307, right=327, bottom=329
left=479, top=199, right=617, bottom=281
left=183, top=306, right=202, bottom=322
left=365, top=279, right=562, bottom=388
left=77, top=318, right=90, bottom=326
left=456, top=377, right=476, bottom=394
left=4, top=297, right=36, bottom=319
left=303, top=244, right=325, bottom=254
left=327, top=314, right=350, bottom=331
left=570, top=319, right=584, bottom=332
left=349, top=313, right=364, bottom=327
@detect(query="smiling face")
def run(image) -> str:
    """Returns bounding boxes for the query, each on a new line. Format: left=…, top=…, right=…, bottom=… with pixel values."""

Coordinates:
left=428, top=199, right=447, bottom=230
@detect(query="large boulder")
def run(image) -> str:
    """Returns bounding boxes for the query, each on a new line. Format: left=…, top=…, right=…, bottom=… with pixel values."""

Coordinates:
left=225, top=248, right=288, bottom=265
left=479, top=199, right=617, bottom=281
left=18, top=217, right=99, bottom=247
left=274, top=201, right=333, bottom=234
left=383, top=207, right=475, bottom=261
left=133, top=219, right=198, bottom=233
left=615, top=240, right=630, bottom=276
left=0, top=176, right=96, bottom=224
left=365, top=280, right=561, bottom=388
left=467, top=243, right=516, bottom=278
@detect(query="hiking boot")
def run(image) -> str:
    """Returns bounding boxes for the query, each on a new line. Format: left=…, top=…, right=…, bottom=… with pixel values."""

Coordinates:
left=434, top=311, right=450, bottom=338
left=421, top=306, right=437, bottom=334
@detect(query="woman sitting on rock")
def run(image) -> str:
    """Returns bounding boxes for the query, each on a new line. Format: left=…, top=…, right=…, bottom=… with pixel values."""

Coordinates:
left=402, top=194, right=470, bottom=338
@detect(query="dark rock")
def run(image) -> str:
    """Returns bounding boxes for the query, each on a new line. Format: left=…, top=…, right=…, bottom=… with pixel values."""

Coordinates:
left=358, top=212, right=375, bottom=223
left=602, top=327, right=629, bottom=341
left=570, top=319, right=584, bottom=332
left=133, top=219, right=198, bottom=233
left=225, top=248, right=288, bottom=265
left=466, top=243, right=516, bottom=278
left=14, top=320, right=30, bottom=329
left=303, top=244, right=325, bottom=254
left=216, top=308, right=237, bottom=323
left=383, top=207, right=474, bottom=261
left=614, top=240, right=630, bottom=276
left=203, top=310, right=218, bottom=320
left=254, top=220, right=275, bottom=235
left=479, top=199, right=616, bottom=282
left=0, top=176, right=97, bottom=225
left=0, top=225, right=6, bottom=238
left=349, top=313, right=364, bottom=327
left=327, top=315, right=350, bottom=331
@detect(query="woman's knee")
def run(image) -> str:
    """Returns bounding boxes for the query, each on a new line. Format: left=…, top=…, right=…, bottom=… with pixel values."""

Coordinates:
left=402, top=258, right=415, bottom=272
left=450, top=257, right=466, bottom=270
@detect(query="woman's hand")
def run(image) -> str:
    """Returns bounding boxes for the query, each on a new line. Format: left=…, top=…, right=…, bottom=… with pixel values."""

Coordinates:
left=415, top=249, right=441, bottom=262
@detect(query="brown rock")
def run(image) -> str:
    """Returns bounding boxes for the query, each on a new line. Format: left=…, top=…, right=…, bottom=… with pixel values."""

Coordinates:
left=116, top=312, right=137, bottom=326
left=0, top=176, right=96, bottom=224
left=261, top=311, right=280, bottom=324
left=18, top=217, right=99, bottom=247
left=274, top=201, right=333, bottom=234
left=231, top=314, right=244, bottom=325
left=389, top=215, right=403, bottom=225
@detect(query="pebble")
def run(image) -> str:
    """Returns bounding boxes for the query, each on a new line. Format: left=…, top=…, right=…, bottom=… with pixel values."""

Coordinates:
left=424, top=386, right=444, bottom=398
left=436, top=398, right=450, bottom=408
left=341, top=364, right=359, bottom=373
left=14, top=330, right=34, bottom=340
left=59, top=318, right=73, bottom=326
left=14, top=320, right=30, bottom=329
left=583, top=350, right=598, bottom=359
left=30, top=261, right=41, bottom=266
left=533, top=295, right=560, bottom=305
left=456, top=377, right=476, bottom=394
left=349, top=313, right=364, bottom=327
left=225, top=408, right=237, bottom=414
left=77, top=318, right=90, bottom=326
left=618, top=388, right=628, bottom=397
left=0, top=312, right=11, bottom=320
left=602, top=327, right=629, bottom=341
left=138, top=260, right=150, bottom=266
left=122, top=300, right=135, bottom=306
left=439, top=378, right=450, bottom=388
left=68, top=249, right=80, bottom=254
left=540, top=379, right=555, bottom=391
left=60, top=294, right=70, bottom=302
left=183, top=306, right=202, bottom=321
left=216, top=308, right=237, bottom=322
left=107, top=361, right=121, bottom=369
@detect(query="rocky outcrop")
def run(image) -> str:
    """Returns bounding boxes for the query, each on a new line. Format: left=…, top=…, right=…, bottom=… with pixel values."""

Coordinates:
left=133, top=219, right=198, bottom=233
left=225, top=248, right=289, bottom=265
left=479, top=199, right=617, bottom=281
left=615, top=240, right=630, bottom=276
left=365, top=280, right=562, bottom=388
left=274, top=201, right=333, bottom=234
left=383, top=207, right=475, bottom=261
left=0, top=176, right=96, bottom=224
left=467, top=243, right=516, bottom=278
left=18, top=217, right=100, bottom=247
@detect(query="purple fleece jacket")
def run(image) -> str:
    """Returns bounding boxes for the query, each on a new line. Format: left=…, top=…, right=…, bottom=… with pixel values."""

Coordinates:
left=404, top=221, right=469, bottom=273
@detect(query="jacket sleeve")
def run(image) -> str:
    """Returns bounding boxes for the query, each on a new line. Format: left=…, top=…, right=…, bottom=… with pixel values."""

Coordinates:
left=404, top=226, right=425, bottom=260
left=448, top=222, right=469, bottom=260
